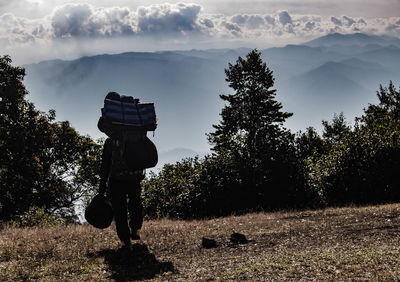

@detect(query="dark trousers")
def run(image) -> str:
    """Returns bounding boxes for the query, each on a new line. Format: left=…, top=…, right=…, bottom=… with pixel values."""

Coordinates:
left=110, top=178, right=143, bottom=242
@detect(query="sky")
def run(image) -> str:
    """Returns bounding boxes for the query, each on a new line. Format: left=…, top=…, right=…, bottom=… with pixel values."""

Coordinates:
left=1, top=0, right=400, bottom=64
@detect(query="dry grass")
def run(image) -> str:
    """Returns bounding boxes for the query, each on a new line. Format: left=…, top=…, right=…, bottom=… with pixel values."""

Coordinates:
left=1, top=203, right=400, bottom=281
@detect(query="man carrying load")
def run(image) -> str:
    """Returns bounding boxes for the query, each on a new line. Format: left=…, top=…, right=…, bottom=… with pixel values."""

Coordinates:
left=97, top=92, right=158, bottom=249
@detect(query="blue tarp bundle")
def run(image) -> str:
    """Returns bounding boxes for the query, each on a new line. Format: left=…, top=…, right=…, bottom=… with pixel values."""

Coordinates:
left=103, top=99, right=156, bottom=126
left=98, top=92, right=157, bottom=136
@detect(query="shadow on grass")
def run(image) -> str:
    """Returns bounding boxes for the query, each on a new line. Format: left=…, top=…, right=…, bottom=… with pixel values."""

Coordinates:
left=282, top=212, right=341, bottom=221
left=89, top=243, right=174, bottom=281
left=343, top=224, right=400, bottom=235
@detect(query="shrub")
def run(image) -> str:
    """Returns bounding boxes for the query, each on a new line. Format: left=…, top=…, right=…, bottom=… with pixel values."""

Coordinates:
left=142, top=154, right=243, bottom=219
left=305, top=82, right=400, bottom=206
left=10, top=206, right=66, bottom=227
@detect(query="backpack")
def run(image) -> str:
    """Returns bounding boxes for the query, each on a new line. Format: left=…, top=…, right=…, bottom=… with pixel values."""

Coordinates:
left=110, top=132, right=158, bottom=180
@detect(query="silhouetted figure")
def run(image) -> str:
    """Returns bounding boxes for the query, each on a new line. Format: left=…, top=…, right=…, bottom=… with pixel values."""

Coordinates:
left=97, top=92, right=158, bottom=248
left=99, top=133, right=145, bottom=248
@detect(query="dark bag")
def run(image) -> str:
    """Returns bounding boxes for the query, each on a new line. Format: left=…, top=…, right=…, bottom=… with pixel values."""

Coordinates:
left=125, top=135, right=158, bottom=170
left=110, top=133, right=158, bottom=178
left=85, top=194, right=113, bottom=229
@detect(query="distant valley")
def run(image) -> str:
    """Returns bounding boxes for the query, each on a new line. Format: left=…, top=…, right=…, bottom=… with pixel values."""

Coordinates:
left=23, top=33, right=400, bottom=166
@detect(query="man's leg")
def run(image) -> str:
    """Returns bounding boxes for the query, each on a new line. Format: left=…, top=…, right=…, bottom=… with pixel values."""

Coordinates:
left=127, top=180, right=143, bottom=239
left=110, top=179, right=131, bottom=244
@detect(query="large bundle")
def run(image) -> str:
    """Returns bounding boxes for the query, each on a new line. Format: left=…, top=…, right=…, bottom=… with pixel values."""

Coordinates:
left=98, top=91, right=158, bottom=170
left=98, top=92, right=157, bottom=137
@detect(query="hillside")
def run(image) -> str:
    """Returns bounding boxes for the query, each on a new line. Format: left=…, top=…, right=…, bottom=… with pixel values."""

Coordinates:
left=1, top=203, right=400, bottom=280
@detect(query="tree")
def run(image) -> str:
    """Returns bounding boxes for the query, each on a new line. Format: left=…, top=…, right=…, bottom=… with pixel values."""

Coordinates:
left=322, top=112, right=351, bottom=144
left=0, top=55, right=102, bottom=221
left=306, top=82, right=400, bottom=206
left=359, top=81, right=400, bottom=127
left=207, top=49, right=295, bottom=208
left=295, top=127, right=326, bottom=160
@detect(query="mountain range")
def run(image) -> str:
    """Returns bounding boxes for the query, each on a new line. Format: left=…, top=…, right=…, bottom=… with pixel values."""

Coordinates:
left=23, top=33, right=400, bottom=167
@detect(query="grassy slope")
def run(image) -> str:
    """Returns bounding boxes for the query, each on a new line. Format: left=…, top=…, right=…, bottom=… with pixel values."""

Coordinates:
left=1, top=203, right=400, bottom=281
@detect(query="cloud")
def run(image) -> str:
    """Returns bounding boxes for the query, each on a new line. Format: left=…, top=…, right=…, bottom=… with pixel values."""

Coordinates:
left=0, top=2, right=400, bottom=53
left=231, top=14, right=264, bottom=29
left=136, top=3, right=202, bottom=35
left=279, top=11, right=292, bottom=25
left=51, top=4, right=93, bottom=38
left=200, top=18, right=214, bottom=28
left=385, top=22, right=400, bottom=35
left=0, top=13, right=41, bottom=44
left=265, top=15, right=275, bottom=26
left=51, top=4, right=135, bottom=38
left=0, top=0, right=49, bottom=19
left=222, top=21, right=240, bottom=32
left=305, top=21, right=315, bottom=31
left=358, top=19, right=366, bottom=25
left=231, top=14, right=246, bottom=25
left=247, top=15, right=264, bottom=29
left=331, top=16, right=342, bottom=26
left=343, top=16, right=356, bottom=27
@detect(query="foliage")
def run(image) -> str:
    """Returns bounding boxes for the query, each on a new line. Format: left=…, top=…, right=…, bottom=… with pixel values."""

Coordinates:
left=142, top=154, right=242, bottom=219
left=306, top=81, right=400, bottom=206
left=0, top=55, right=102, bottom=221
left=142, top=157, right=202, bottom=219
left=9, top=206, right=66, bottom=227
left=295, top=127, right=326, bottom=160
left=322, top=112, right=351, bottom=145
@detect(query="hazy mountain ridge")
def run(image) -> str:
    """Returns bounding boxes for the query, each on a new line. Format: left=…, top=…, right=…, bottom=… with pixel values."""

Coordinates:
left=304, top=32, right=400, bottom=47
left=23, top=33, right=400, bottom=166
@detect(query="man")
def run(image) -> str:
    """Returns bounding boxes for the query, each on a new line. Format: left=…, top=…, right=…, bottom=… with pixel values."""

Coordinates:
left=99, top=133, right=145, bottom=248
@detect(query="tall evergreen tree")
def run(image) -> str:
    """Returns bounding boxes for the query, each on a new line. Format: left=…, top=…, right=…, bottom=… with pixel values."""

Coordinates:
left=208, top=49, right=294, bottom=207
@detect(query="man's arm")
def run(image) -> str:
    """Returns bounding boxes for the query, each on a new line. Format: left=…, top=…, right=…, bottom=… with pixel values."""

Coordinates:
left=99, top=138, right=112, bottom=194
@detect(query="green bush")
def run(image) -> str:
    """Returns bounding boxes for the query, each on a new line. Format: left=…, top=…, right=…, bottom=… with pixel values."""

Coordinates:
left=142, top=154, right=243, bottom=219
left=10, top=206, right=66, bottom=227
left=305, top=82, right=400, bottom=206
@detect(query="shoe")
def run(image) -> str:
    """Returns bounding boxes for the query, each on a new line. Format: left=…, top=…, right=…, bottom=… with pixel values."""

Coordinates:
left=131, top=229, right=140, bottom=240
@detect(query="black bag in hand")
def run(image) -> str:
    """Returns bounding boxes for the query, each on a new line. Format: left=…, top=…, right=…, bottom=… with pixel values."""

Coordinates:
left=85, top=194, right=113, bottom=229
